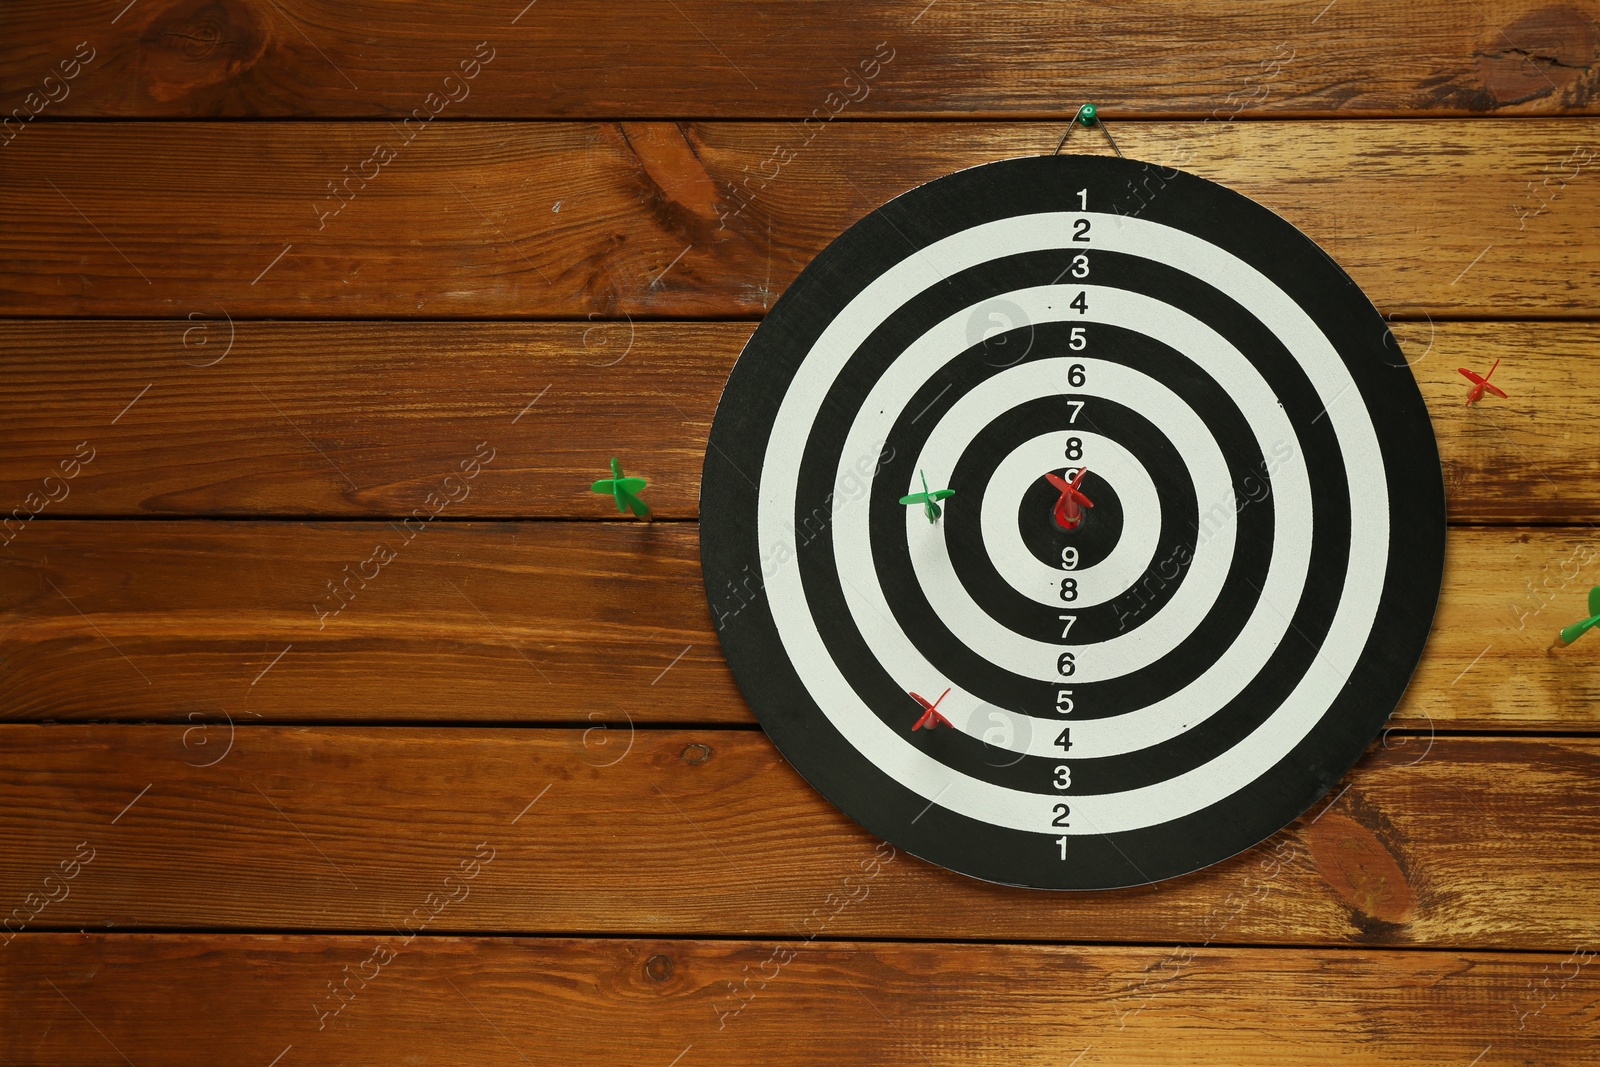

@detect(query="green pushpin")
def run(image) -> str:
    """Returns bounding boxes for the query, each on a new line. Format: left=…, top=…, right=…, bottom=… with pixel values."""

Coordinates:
left=899, top=470, right=955, bottom=524
left=591, top=457, right=650, bottom=518
left=1555, top=585, right=1600, bottom=647
left=1053, top=104, right=1120, bottom=157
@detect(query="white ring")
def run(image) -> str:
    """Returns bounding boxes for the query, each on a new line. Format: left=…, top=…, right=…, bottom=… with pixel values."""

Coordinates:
left=758, top=211, right=1385, bottom=834
left=893, top=358, right=1239, bottom=684
left=848, top=292, right=1290, bottom=712
left=976, top=430, right=1161, bottom=607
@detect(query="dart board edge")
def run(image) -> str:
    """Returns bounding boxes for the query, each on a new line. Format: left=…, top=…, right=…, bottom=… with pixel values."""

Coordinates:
left=701, top=153, right=1446, bottom=891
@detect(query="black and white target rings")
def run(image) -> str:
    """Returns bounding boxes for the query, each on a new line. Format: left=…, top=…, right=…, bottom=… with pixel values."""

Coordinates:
left=700, top=154, right=1445, bottom=890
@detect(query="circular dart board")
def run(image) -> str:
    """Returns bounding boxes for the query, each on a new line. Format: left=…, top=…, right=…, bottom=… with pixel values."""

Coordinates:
left=700, top=154, right=1445, bottom=890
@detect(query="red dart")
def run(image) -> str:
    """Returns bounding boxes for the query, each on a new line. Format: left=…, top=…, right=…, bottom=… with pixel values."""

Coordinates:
left=1458, top=359, right=1507, bottom=406
left=1044, top=468, right=1094, bottom=529
left=910, top=688, right=953, bottom=731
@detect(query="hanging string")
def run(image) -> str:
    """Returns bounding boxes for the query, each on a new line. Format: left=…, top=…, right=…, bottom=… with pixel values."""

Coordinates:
left=1053, top=103, right=1122, bottom=158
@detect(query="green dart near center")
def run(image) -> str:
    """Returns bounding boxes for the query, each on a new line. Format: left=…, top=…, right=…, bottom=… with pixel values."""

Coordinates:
left=591, top=457, right=650, bottom=518
left=899, top=469, right=955, bottom=524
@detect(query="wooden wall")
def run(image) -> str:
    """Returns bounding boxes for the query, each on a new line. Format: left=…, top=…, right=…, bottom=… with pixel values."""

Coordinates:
left=1, top=2, right=1598, bottom=1063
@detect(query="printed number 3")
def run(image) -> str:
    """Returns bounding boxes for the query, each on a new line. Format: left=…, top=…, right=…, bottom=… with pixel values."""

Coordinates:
left=1053, top=764, right=1072, bottom=790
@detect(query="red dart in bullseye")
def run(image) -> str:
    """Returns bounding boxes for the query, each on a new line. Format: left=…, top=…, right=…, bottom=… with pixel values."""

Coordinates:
left=910, top=688, right=953, bottom=731
left=1045, top=468, right=1094, bottom=529
left=1458, top=359, right=1508, bottom=406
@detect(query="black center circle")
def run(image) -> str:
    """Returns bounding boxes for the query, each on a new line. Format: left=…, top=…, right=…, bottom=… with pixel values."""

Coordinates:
left=1021, top=469, right=1121, bottom=566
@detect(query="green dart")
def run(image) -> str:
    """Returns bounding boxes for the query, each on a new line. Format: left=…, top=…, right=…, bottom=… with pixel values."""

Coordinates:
left=899, top=469, right=955, bottom=524
left=1555, top=585, right=1600, bottom=647
left=591, top=457, right=650, bottom=518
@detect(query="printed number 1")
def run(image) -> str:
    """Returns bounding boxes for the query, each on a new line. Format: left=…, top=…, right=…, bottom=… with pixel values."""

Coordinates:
left=1077, top=188, right=1088, bottom=210
left=1057, top=834, right=1069, bottom=859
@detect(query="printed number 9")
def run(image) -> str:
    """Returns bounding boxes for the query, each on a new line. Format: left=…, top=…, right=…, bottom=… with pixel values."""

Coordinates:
left=1061, top=546, right=1079, bottom=569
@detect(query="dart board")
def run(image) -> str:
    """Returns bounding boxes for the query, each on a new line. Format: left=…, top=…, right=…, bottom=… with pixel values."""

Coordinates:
left=700, top=154, right=1445, bottom=890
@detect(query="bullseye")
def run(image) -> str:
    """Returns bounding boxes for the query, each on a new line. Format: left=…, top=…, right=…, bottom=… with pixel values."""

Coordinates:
left=702, top=153, right=1445, bottom=890
left=1046, top=468, right=1093, bottom=530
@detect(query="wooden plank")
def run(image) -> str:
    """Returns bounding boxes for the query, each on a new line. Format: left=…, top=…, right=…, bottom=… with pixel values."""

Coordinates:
left=2, top=523, right=1595, bottom=730
left=1, top=935, right=1589, bottom=1065
left=0, top=728, right=1595, bottom=949
left=0, top=321, right=1594, bottom=523
left=1, top=121, right=1596, bottom=318
left=0, top=520, right=742, bottom=724
left=1418, top=322, right=1600, bottom=524
left=3, top=0, right=1598, bottom=120
left=0, top=320, right=731, bottom=520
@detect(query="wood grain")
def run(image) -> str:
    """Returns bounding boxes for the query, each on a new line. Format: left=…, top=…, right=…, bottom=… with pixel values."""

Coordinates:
left=2, top=935, right=1589, bottom=1066
left=3, top=523, right=1595, bottom=730
left=1, top=121, right=1596, bottom=318
left=0, top=321, right=1594, bottom=523
left=0, top=727, right=1596, bottom=949
left=0, top=520, right=742, bottom=724
left=0, top=320, right=729, bottom=520
left=4, top=1, right=1598, bottom=120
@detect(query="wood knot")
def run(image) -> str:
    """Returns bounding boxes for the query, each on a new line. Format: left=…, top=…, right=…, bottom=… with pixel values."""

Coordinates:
left=138, top=1, right=271, bottom=103
left=680, top=742, right=713, bottom=765
left=644, top=953, right=675, bottom=982
left=161, top=17, right=225, bottom=59
left=1476, top=5, right=1599, bottom=106
left=1305, top=808, right=1415, bottom=926
left=617, top=122, right=722, bottom=223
